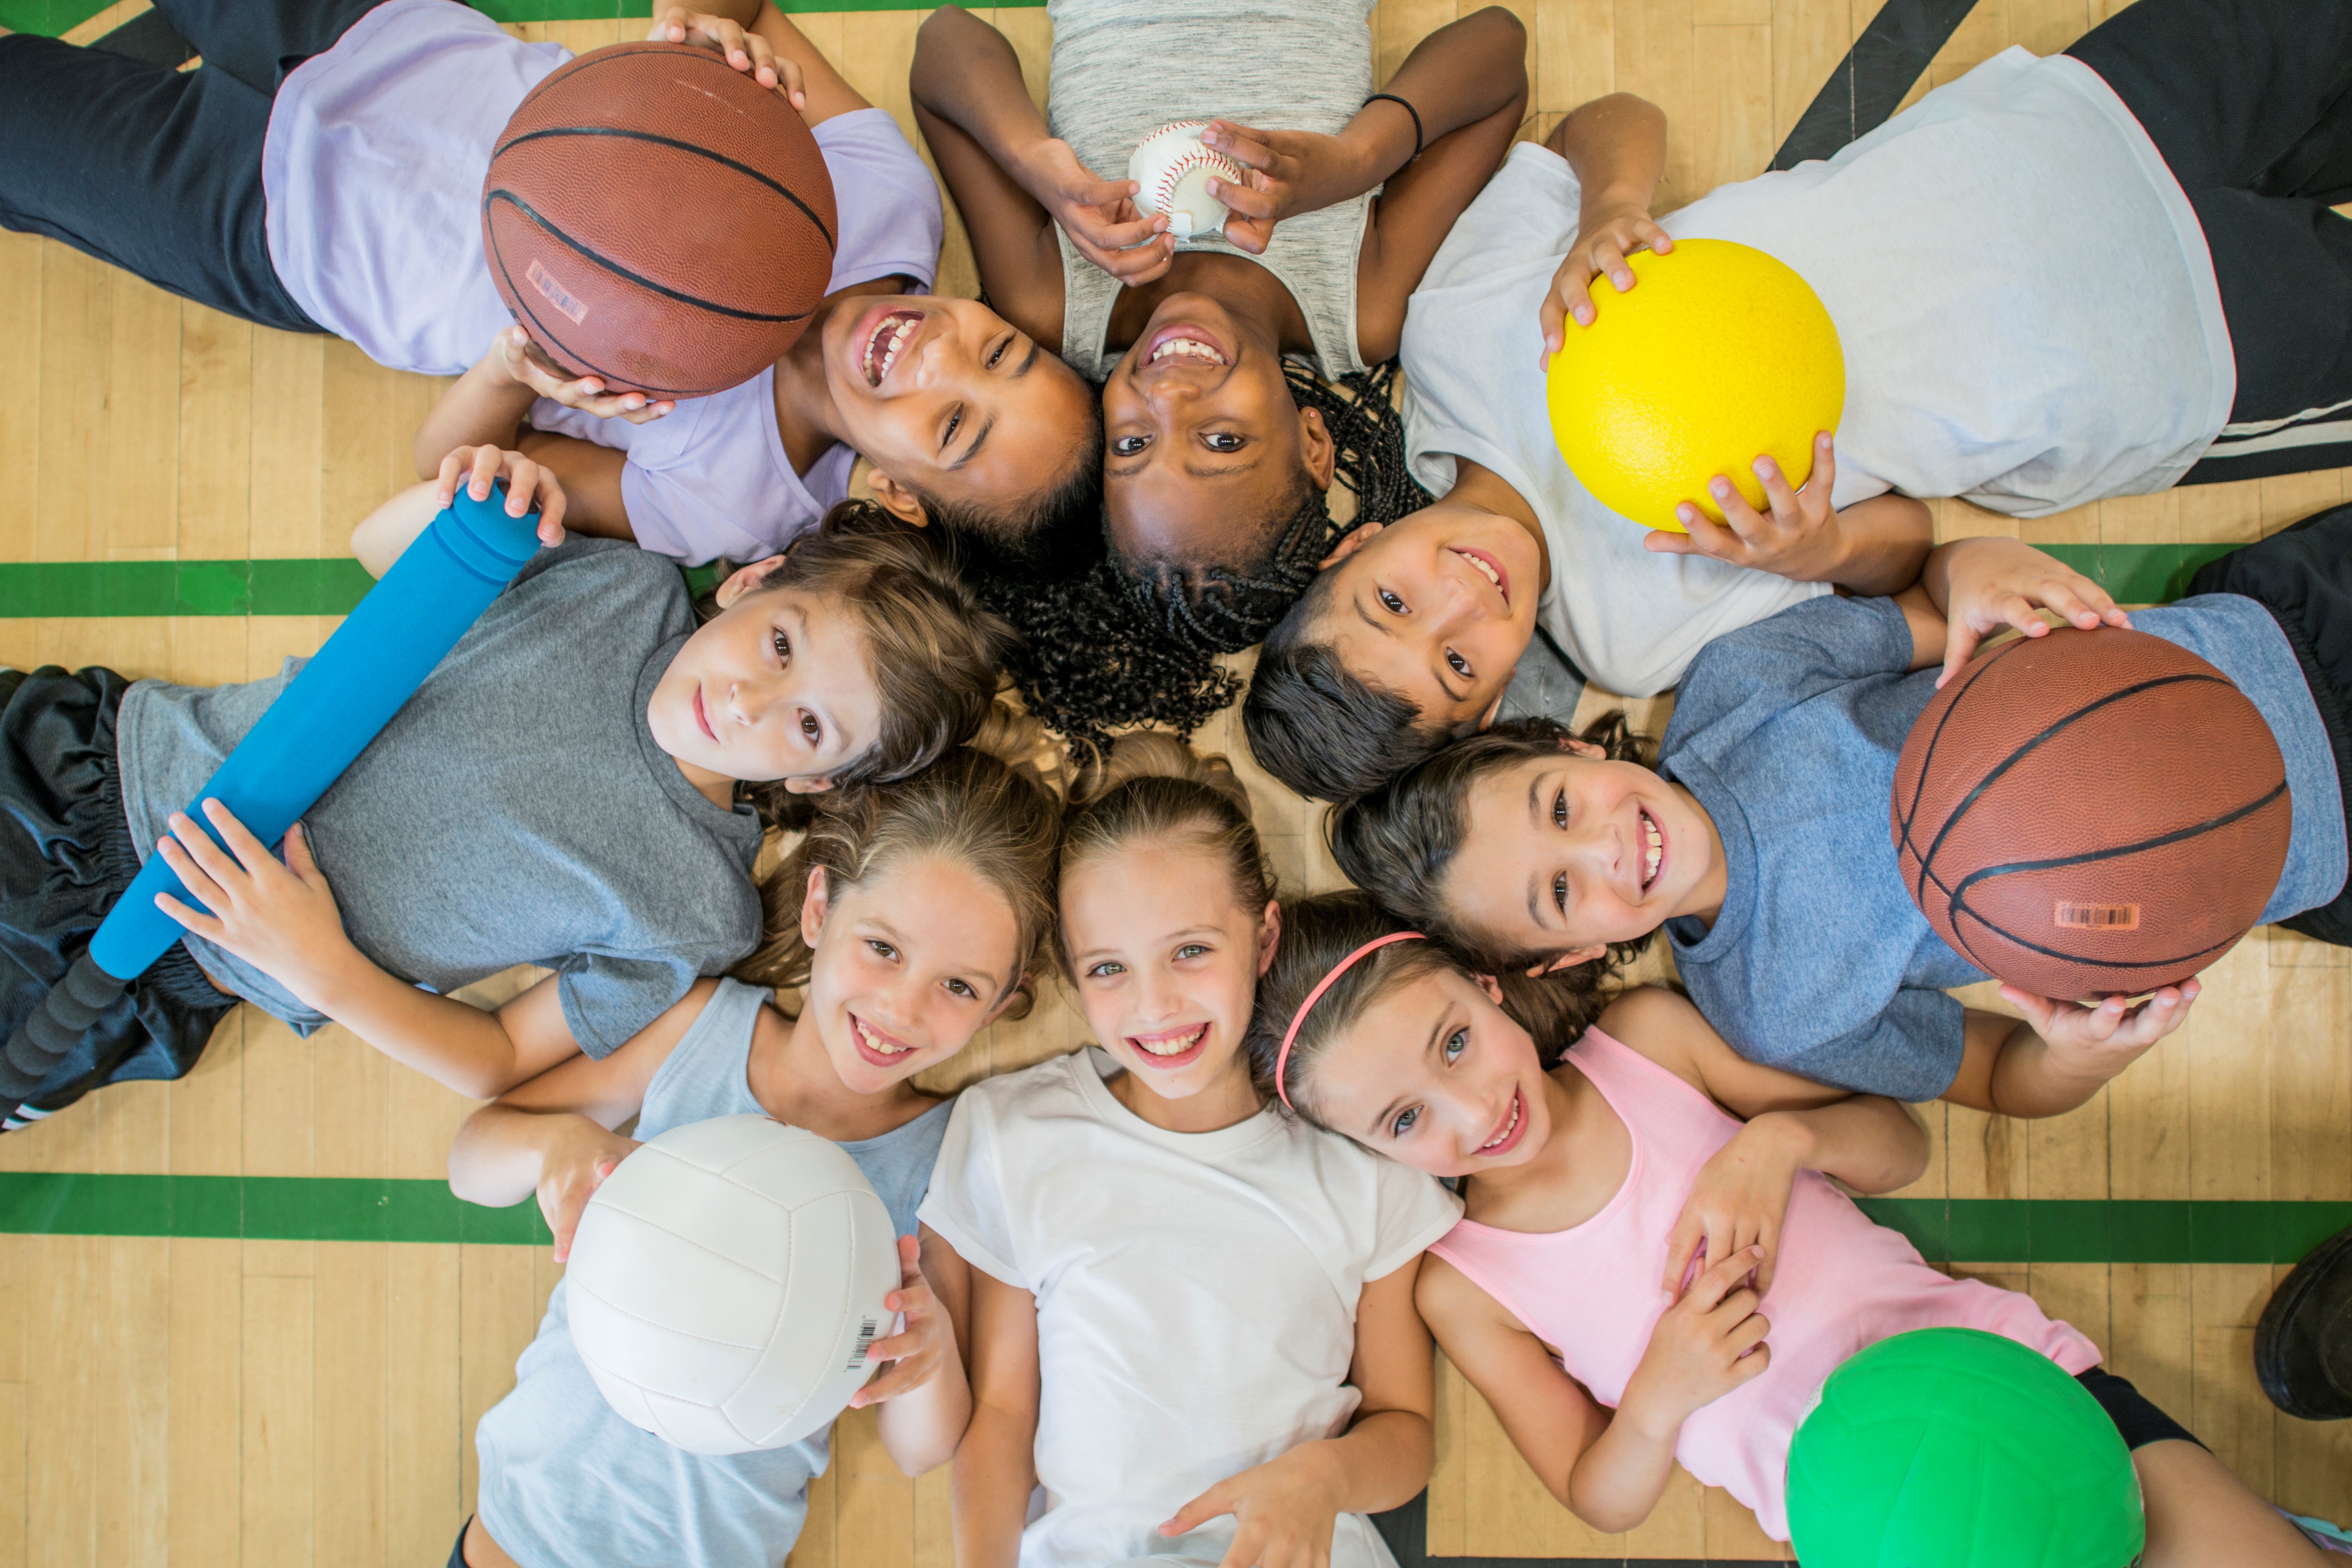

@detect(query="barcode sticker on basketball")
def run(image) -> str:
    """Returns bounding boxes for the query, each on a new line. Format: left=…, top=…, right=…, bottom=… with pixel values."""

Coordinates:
left=847, top=1317, right=880, bottom=1371
left=526, top=258, right=589, bottom=325
left=2054, top=901, right=2140, bottom=930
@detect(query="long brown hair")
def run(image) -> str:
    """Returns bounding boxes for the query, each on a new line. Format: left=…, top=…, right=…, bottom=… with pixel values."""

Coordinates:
left=696, top=499, right=1020, bottom=829
left=736, top=708, right=1063, bottom=1019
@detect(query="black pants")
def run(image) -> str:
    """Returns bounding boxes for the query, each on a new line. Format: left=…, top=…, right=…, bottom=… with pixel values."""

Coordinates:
left=2188, top=502, right=2352, bottom=944
left=0, top=0, right=385, bottom=332
left=2071, top=0, right=2352, bottom=480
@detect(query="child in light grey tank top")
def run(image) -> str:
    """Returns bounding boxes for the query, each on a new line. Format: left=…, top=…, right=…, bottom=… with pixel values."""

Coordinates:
left=910, top=1, right=1527, bottom=735
left=442, top=746, right=1062, bottom=1568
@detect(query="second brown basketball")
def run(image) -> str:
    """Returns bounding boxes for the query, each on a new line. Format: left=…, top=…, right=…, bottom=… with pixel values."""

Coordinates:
left=482, top=41, right=839, bottom=398
left=1890, top=626, right=2289, bottom=1000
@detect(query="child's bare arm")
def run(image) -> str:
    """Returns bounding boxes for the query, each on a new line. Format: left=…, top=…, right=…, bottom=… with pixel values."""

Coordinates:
left=412, top=333, right=642, bottom=541
left=1158, top=1255, right=1436, bottom=1557
left=912, top=6, right=1167, bottom=297
left=1345, top=7, right=1530, bottom=361
left=447, top=984, right=705, bottom=1252
left=953, top=1267, right=1042, bottom=1568
left=1944, top=984, right=2200, bottom=1118
left=1604, top=988, right=1930, bottom=1294
left=863, top=1228, right=975, bottom=1476
left=1540, top=93, right=1670, bottom=359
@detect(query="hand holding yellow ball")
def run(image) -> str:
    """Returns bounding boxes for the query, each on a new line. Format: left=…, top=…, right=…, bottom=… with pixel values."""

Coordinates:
left=1545, top=237, right=1847, bottom=536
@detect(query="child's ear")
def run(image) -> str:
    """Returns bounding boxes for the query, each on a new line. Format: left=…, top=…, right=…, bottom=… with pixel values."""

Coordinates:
left=800, top=867, right=831, bottom=947
left=716, top=554, right=790, bottom=609
left=863, top=471, right=929, bottom=527
left=1560, top=737, right=1606, bottom=760
left=1255, top=900, right=1284, bottom=977
left=1474, top=972, right=1506, bottom=1005
left=982, top=972, right=1033, bottom=1026
left=1476, top=695, right=1507, bottom=732
left=1297, top=406, right=1336, bottom=491
left=1526, top=945, right=1609, bottom=978
left=783, top=775, right=835, bottom=796
left=1318, top=522, right=1383, bottom=571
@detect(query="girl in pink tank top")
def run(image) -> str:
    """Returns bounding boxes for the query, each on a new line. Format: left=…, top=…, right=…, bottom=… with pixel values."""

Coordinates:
left=1244, top=891, right=2345, bottom=1566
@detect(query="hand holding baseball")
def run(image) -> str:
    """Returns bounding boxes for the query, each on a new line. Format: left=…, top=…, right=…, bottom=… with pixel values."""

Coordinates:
left=1023, top=138, right=1174, bottom=284
left=1197, top=119, right=1359, bottom=254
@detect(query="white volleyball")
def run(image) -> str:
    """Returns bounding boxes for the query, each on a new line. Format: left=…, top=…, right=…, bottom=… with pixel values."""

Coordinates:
left=564, top=1114, right=900, bottom=1456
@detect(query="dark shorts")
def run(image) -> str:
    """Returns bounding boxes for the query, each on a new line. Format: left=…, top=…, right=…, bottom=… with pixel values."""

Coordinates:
left=2187, top=502, right=2352, bottom=944
left=447, top=1518, right=470, bottom=1568
left=0, top=0, right=384, bottom=333
left=2079, top=1365, right=2204, bottom=1452
left=0, top=667, right=235, bottom=1129
left=2069, top=0, right=2352, bottom=480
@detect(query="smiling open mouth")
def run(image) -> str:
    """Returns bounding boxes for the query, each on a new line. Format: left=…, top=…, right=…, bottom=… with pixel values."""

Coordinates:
left=1479, top=1088, right=1525, bottom=1154
left=1148, top=336, right=1227, bottom=367
left=1127, top=1022, right=1209, bottom=1067
left=1640, top=808, right=1664, bottom=891
left=863, top=310, right=922, bottom=386
left=1451, top=546, right=1510, bottom=607
left=850, top=1011, right=916, bottom=1064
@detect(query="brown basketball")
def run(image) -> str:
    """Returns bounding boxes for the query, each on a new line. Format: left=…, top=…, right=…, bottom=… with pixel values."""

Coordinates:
left=1890, top=626, right=2290, bottom=1000
left=482, top=41, right=838, bottom=398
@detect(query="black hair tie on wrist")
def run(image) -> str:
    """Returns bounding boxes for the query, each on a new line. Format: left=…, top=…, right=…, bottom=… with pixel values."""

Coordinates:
left=1364, top=92, right=1424, bottom=162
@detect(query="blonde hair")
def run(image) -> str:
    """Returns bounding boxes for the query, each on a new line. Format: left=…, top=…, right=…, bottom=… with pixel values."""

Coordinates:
left=736, top=705, right=1063, bottom=1019
left=1055, top=732, right=1275, bottom=979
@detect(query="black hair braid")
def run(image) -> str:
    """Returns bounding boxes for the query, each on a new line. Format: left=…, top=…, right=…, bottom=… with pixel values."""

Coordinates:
left=1122, top=359, right=1434, bottom=658
left=959, top=528, right=1241, bottom=751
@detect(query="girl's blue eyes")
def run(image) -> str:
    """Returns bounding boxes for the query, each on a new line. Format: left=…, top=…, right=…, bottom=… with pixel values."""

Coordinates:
left=1176, top=943, right=1209, bottom=960
left=1444, top=1027, right=1468, bottom=1063
left=1391, top=1107, right=1419, bottom=1137
left=1087, top=961, right=1124, bottom=980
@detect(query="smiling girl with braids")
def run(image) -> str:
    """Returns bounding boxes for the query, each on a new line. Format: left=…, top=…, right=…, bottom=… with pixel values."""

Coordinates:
left=910, top=0, right=1526, bottom=654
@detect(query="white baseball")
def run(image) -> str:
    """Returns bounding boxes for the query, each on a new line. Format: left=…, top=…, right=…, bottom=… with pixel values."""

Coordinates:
left=1128, top=121, right=1243, bottom=242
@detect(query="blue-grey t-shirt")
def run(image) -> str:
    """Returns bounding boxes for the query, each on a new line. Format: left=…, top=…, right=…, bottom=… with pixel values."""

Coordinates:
left=472, top=978, right=953, bottom=1568
left=1659, top=593, right=2346, bottom=1099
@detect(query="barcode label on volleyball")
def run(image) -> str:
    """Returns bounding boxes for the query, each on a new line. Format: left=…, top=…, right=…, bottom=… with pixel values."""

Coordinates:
left=2054, top=901, right=2139, bottom=930
left=848, top=1318, right=880, bottom=1370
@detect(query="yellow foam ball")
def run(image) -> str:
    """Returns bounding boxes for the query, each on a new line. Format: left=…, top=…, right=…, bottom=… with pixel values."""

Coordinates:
left=1546, top=238, right=1845, bottom=534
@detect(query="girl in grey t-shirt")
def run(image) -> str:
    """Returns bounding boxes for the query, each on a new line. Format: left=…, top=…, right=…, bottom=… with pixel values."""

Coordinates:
left=444, top=745, right=1060, bottom=1568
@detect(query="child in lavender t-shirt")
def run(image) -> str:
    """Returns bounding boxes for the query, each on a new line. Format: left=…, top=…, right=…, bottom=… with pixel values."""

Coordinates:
left=1, top=0, right=1101, bottom=566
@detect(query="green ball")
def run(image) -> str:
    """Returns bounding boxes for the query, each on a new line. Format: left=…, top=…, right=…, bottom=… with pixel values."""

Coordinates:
left=1786, top=1328, right=2145, bottom=1568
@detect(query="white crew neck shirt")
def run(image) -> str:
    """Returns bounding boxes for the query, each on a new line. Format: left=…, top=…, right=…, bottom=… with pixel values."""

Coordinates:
left=1401, top=47, right=2230, bottom=699
left=919, top=1048, right=1460, bottom=1568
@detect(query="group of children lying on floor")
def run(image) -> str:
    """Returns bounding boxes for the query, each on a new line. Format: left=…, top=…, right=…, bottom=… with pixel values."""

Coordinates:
left=5, top=0, right=2352, bottom=1562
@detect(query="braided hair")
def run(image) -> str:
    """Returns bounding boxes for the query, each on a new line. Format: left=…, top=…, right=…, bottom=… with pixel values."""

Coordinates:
left=1117, top=359, right=1432, bottom=657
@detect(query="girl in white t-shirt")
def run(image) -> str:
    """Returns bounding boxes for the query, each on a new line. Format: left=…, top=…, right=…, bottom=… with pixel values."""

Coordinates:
left=919, top=734, right=1460, bottom=1567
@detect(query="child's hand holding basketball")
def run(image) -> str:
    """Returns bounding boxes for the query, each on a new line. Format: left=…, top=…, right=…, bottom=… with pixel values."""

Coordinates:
left=1930, top=536, right=2132, bottom=688
left=1022, top=139, right=1173, bottom=284
left=1662, top=1118, right=1803, bottom=1299
left=648, top=6, right=806, bottom=113
left=433, top=442, right=570, bottom=550
left=538, top=1122, right=641, bottom=1262
left=848, top=1236, right=952, bottom=1407
left=1620, top=1248, right=1772, bottom=1434
left=488, top=327, right=675, bottom=426
left=2000, top=978, right=2202, bottom=1097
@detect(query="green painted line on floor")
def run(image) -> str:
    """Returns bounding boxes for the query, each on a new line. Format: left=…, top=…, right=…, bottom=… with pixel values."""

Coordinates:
left=1854, top=1197, right=2352, bottom=1267
left=0, top=1171, right=549, bottom=1246
left=2039, top=542, right=2241, bottom=605
left=0, top=558, right=725, bottom=618
left=3, top=1173, right=2346, bottom=1260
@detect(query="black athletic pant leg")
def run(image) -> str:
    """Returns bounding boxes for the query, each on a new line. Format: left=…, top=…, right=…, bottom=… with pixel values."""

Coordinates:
left=2187, top=501, right=2352, bottom=945
left=0, top=0, right=382, bottom=333
left=2071, top=0, right=2352, bottom=476
left=149, top=0, right=388, bottom=97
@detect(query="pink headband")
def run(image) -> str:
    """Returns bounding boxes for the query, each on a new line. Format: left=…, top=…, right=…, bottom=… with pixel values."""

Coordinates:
left=1275, top=932, right=1426, bottom=1110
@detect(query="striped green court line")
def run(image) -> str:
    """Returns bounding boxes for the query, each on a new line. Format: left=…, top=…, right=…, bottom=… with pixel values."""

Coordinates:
left=2, top=1172, right=2346, bottom=1260
left=0, top=546, right=2212, bottom=619
left=0, top=1171, right=549, bottom=1246
left=0, top=558, right=725, bottom=618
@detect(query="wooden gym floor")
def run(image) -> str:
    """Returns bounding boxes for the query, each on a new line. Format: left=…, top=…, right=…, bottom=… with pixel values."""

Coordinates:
left=0, top=0, right=2349, bottom=1563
